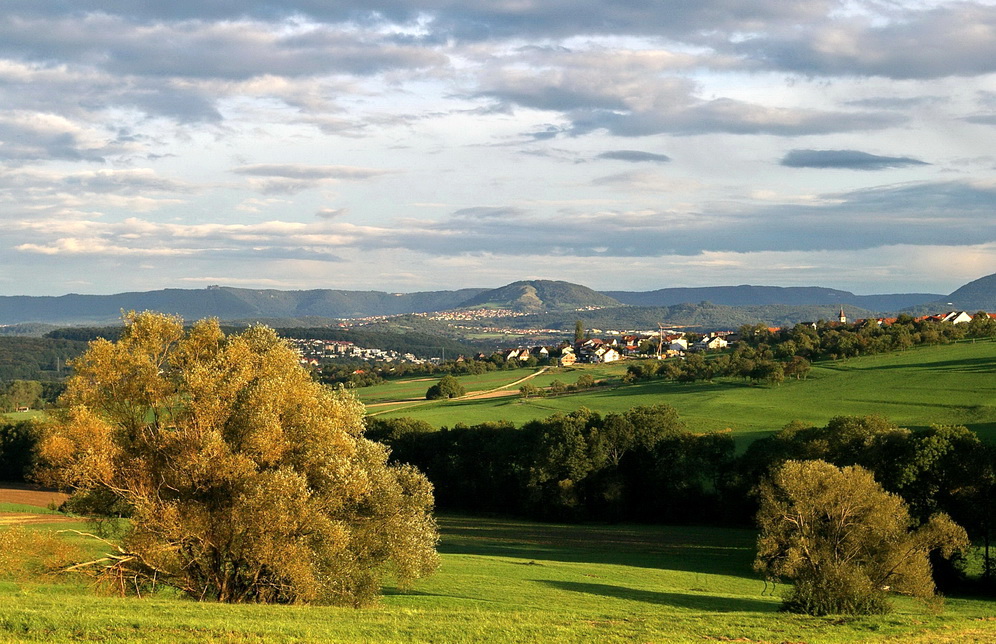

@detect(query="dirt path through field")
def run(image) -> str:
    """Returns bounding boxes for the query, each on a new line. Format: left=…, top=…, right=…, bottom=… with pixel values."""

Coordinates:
left=0, top=512, right=77, bottom=525
left=461, top=367, right=549, bottom=400
left=366, top=367, right=548, bottom=416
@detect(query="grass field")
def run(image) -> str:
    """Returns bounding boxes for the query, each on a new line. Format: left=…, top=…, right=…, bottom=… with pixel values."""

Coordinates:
left=2, top=495, right=995, bottom=643
left=0, top=410, right=44, bottom=422
left=368, top=340, right=996, bottom=443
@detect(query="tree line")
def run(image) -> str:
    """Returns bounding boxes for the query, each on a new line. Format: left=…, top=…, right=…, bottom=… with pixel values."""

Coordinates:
left=625, top=314, right=996, bottom=386
left=368, top=410, right=995, bottom=589
left=739, top=313, right=996, bottom=360
left=318, top=350, right=552, bottom=388
left=0, top=380, right=64, bottom=412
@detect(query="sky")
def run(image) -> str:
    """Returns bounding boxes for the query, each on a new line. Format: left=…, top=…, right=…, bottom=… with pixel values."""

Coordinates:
left=1, top=1, right=995, bottom=297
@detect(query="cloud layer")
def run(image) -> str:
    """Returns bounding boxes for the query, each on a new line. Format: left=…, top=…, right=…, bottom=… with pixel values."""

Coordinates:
left=0, top=1, right=993, bottom=296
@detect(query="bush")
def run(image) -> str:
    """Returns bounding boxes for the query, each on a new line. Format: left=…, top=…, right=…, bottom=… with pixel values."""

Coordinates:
left=0, top=421, right=39, bottom=482
left=426, top=374, right=465, bottom=400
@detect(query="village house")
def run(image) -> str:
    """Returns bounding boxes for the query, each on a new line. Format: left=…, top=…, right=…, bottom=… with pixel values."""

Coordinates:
left=557, top=346, right=577, bottom=366
left=915, top=311, right=975, bottom=324
left=693, top=335, right=729, bottom=351
left=578, top=343, right=621, bottom=363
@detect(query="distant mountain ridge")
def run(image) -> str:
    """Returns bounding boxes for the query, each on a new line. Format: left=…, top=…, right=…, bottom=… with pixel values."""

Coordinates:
left=0, top=287, right=488, bottom=326
left=605, top=285, right=942, bottom=311
left=0, top=273, right=991, bottom=326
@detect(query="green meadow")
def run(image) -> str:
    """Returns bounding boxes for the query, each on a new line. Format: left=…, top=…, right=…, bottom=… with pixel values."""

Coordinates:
left=2, top=508, right=995, bottom=643
left=369, top=339, right=996, bottom=443
left=3, top=340, right=996, bottom=641
left=0, top=410, right=44, bottom=422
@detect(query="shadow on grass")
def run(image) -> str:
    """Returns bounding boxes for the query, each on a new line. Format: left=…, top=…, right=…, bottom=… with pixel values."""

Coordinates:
left=590, top=379, right=750, bottom=400
left=536, top=580, right=775, bottom=612
left=855, top=356, right=996, bottom=373
left=437, top=516, right=757, bottom=578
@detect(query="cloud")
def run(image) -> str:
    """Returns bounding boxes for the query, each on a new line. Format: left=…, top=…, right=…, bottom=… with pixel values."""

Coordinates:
left=732, top=3, right=996, bottom=79
left=338, top=180, right=996, bottom=257
left=477, top=50, right=902, bottom=137
left=0, top=1, right=991, bottom=296
left=0, top=168, right=196, bottom=219
left=845, top=96, right=945, bottom=110
left=596, top=150, right=671, bottom=163
left=316, top=208, right=348, bottom=219
left=60, top=169, right=197, bottom=194
left=232, top=164, right=394, bottom=194
left=591, top=171, right=700, bottom=194
left=964, top=115, right=996, bottom=126
left=0, top=15, right=448, bottom=81
left=10, top=180, right=991, bottom=266
left=0, top=111, right=119, bottom=162
left=9, top=217, right=353, bottom=261
left=581, top=99, right=900, bottom=137
left=232, top=164, right=392, bottom=180
left=451, top=206, right=526, bottom=219
left=0, top=1, right=843, bottom=43
left=781, top=149, right=929, bottom=170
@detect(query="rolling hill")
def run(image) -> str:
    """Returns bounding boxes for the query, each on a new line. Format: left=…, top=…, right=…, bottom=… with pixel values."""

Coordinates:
left=945, top=272, right=996, bottom=311
left=455, top=280, right=622, bottom=313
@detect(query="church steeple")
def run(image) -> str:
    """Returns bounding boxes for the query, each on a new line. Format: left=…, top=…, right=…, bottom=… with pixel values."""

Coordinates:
left=839, top=306, right=847, bottom=324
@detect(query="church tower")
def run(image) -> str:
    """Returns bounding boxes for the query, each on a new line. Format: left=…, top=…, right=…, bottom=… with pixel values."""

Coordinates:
left=838, top=306, right=847, bottom=324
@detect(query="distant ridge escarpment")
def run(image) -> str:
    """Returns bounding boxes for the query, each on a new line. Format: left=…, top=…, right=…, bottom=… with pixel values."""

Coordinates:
left=1, top=273, right=992, bottom=326
left=0, top=287, right=488, bottom=326
left=606, top=285, right=943, bottom=312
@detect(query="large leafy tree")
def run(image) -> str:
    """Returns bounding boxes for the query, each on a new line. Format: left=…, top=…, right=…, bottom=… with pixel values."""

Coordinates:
left=754, top=460, right=967, bottom=615
left=36, top=312, right=438, bottom=606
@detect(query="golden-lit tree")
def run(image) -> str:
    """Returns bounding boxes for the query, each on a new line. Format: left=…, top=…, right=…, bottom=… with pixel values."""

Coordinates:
left=754, top=460, right=967, bottom=615
left=36, top=312, right=438, bottom=606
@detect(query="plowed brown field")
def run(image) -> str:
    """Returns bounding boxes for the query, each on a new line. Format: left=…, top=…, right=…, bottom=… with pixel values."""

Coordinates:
left=0, top=483, right=72, bottom=525
left=0, top=483, right=68, bottom=508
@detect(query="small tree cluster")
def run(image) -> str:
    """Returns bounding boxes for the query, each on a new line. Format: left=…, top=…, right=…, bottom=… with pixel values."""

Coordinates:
left=625, top=352, right=794, bottom=386
left=425, top=374, right=465, bottom=399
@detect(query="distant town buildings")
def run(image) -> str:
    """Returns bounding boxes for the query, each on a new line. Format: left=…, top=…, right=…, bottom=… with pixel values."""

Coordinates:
left=287, top=338, right=423, bottom=366
left=289, top=309, right=992, bottom=370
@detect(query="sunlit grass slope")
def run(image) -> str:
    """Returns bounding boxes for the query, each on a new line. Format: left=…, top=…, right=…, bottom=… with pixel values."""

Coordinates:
left=2, top=508, right=995, bottom=643
left=371, top=340, right=996, bottom=443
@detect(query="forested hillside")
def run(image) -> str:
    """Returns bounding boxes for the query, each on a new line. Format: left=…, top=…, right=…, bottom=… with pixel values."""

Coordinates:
left=511, top=302, right=877, bottom=331
left=606, top=285, right=941, bottom=310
